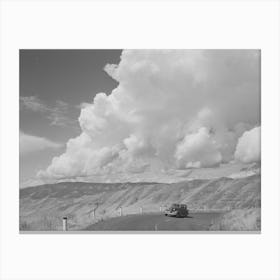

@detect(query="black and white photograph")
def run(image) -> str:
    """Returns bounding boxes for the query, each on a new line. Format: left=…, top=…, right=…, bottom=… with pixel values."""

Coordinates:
left=2, top=1, right=280, bottom=279
left=19, top=49, right=261, bottom=232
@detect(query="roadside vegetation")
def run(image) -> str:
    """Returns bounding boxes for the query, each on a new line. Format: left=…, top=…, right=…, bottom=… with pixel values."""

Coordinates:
left=209, top=208, right=261, bottom=231
left=19, top=215, right=62, bottom=231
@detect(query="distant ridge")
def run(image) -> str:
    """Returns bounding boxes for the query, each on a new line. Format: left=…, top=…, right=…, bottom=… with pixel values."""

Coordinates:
left=20, top=174, right=260, bottom=230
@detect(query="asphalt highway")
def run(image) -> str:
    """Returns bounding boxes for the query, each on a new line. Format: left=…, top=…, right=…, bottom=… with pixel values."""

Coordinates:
left=84, top=212, right=223, bottom=231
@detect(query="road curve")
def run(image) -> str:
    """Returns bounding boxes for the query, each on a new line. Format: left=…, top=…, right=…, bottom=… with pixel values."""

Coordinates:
left=83, top=212, right=223, bottom=231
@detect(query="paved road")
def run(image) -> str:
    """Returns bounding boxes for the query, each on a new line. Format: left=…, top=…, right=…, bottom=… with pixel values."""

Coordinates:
left=84, top=212, right=223, bottom=231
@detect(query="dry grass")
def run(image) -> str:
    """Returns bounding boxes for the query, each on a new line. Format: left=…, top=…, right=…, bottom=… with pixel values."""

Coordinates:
left=209, top=208, right=261, bottom=231
left=20, top=215, right=62, bottom=231
left=20, top=174, right=260, bottom=230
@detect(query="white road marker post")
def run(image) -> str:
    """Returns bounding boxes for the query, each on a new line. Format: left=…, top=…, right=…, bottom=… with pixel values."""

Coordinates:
left=92, top=209, right=95, bottom=219
left=139, top=207, right=143, bottom=215
left=160, top=206, right=162, bottom=213
left=119, top=207, right=122, bottom=217
left=62, top=217, right=68, bottom=231
left=155, top=223, right=158, bottom=231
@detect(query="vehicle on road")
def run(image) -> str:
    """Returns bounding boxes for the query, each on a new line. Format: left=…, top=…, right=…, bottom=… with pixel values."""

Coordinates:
left=164, top=203, right=189, bottom=218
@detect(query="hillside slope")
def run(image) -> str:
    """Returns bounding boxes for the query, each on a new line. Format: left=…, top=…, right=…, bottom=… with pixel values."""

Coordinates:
left=20, top=175, right=260, bottom=230
left=209, top=208, right=261, bottom=231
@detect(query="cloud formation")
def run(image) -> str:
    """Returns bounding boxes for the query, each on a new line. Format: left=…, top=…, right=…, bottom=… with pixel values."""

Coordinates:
left=234, top=126, right=261, bottom=163
left=20, top=132, right=62, bottom=156
left=175, top=127, right=222, bottom=168
left=20, top=96, right=78, bottom=127
left=20, top=96, right=49, bottom=113
left=38, top=50, right=260, bottom=181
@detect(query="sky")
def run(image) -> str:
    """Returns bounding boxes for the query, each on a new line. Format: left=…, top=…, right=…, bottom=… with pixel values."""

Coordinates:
left=20, top=49, right=260, bottom=187
left=20, top=50, right=121, bottom=184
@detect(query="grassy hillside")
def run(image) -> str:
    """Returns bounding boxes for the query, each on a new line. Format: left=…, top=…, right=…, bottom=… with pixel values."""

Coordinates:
left=209, top=208, right=261, bottom=231
left=20, top=174, right=260, bottom=230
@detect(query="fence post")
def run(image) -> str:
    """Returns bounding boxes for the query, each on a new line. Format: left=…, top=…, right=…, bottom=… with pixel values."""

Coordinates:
left=62, top=217, right=68, bottom=231
left=139, top=207, right=143, bottom=215
left=119, top=207, right=122, bottom=217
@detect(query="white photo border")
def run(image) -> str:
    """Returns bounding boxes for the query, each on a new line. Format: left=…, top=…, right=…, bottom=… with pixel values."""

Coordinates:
left=1, top=0, right=280, bottom=279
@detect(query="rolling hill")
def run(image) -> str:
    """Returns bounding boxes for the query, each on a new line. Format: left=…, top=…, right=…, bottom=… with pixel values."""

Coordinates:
left=20, top=174, right=260, bottom=231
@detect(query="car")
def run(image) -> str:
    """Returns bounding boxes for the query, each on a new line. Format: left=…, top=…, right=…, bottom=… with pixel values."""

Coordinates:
left=164, top=203, right=189, bottom=218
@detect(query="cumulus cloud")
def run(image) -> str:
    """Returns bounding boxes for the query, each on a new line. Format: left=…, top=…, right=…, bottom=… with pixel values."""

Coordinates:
left=175, top=127, right=222, bottom=168
left=20, top=132, right=62, bottom=156
left=234, top=127, right=261, bottom=163
left=38, top=50, right=260, bottom=181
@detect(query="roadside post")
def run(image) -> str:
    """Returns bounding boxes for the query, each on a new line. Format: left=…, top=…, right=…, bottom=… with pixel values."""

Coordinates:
left=139, top=207, right=143, bottom=215
left=62, top=217, right=68, bottom=231
left=119, top=207, right=122, bottom=217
